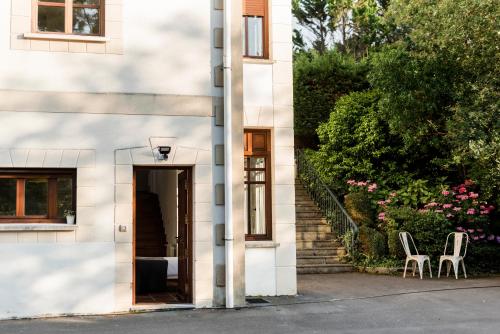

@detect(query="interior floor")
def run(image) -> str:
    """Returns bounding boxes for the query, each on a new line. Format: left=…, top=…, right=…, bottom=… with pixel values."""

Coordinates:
left=136, top=280, right=182, bottom=304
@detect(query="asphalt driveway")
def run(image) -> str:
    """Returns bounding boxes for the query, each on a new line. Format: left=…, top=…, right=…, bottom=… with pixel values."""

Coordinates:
left=1, top=273, right=499, bottom=334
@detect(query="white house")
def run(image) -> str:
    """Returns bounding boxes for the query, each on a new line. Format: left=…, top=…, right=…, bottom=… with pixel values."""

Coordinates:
left=0, top=0, right=295, bottom=319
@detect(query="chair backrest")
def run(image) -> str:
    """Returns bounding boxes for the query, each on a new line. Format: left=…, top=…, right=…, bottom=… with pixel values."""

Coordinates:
left=399, top=232, right=418, bottom=257
left=444, top=232, right=469, bottom=257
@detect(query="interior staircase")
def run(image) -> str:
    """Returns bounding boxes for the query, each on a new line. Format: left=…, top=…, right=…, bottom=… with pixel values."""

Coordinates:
left=296, top=180, right=353, bottom=274
left=136, top=191, right=167, bottom=257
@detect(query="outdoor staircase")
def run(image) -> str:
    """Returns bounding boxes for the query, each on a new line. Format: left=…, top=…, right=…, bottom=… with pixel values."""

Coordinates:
left=296, top=180, right=353, bottom=274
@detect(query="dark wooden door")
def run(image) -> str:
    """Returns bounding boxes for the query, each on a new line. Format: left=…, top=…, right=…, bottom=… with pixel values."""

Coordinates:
left=177, top=170, right=191, bottom=301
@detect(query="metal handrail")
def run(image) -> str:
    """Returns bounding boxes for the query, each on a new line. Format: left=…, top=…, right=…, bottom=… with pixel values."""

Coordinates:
left=295, top=149, right=358, bottom=254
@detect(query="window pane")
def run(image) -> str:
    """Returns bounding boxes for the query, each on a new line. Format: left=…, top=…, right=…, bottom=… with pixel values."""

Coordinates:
left=38, top=6, right=65, bottom=33
left=250, top=171, right=265, bottom=182
left=246, top=16, right=263, bottom=57
left=249, top=157, right=265, bottom=169
left=73, top=8, right=100, bottom=34
left=25, top=179, right=48, bottom=216
left=74, top=0, right=100, bottom=4
left=248, top=184, right=266, bottom=234
left=0, top=179, right=16, bottom=216
left=57, top=178, right=73, bottom=217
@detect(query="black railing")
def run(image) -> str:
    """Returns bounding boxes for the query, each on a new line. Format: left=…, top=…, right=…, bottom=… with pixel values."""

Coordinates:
left=296, top=149, right=358, bottom=254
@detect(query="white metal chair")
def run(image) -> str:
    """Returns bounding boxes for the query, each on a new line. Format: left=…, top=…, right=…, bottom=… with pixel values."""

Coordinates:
left=438, top=232, right=469, bottom=279
left=399, top=232, right=432, bottom=279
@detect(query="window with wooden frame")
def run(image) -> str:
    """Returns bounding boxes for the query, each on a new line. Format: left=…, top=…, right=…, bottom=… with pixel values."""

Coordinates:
left=0, top=169, right=76, bottom=224
left=244, top=130, right=272, bottom=240
left=33, top=0, right=103, bottom=36
left=242, top=0, right=269, bottom=59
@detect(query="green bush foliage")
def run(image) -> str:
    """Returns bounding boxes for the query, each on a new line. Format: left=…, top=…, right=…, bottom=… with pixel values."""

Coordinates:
left=344, top=191, right=374, bottom=227
left=294, top=50, right=369, bottom=144
left=358, top=225, right=387, bottom=259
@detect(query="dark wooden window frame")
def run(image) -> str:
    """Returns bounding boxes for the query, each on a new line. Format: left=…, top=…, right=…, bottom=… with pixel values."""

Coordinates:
left=244, top=129, right=272, bottom=241
left=0, top=169, right=76, bottom=224
left=242, top=0, right=269, bottom=59
left=33, top=0, right=105, bottom=36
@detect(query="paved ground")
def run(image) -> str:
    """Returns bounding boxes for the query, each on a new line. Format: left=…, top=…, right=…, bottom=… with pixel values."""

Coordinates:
left=1, top=273, right=500, bottom=334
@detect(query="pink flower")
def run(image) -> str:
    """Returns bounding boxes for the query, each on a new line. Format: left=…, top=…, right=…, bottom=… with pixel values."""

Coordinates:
left=453, top=207, right=462, bottom=212
left=480, top=210, right=489, bottom=215
left=442, top=190, right=450, bottom=196
left=390, top=192, right=397, bottom=197
left=473, top=236, right=479, bottom=241
left=496, top=236, right=500, bottom=244
left=377, top=200, right=386, bottom=206
left=435, top=209, right=444, bottom=213
left=428, top=202, right=439, bottom=207
left=468, top=229, right=475, bottom=233
left=367, top=183, right=378, bottom=192
left=488, top=235, right=495, bottom=241
left=477, top=229, right=483, bottom=233
left=443, top=204, right=453, bottom=209
left=459, top=187, right=467, bottom=194
left=378, top=212, right=386, bottom=221
left=469, top=192, right=479, bottom=199
left=357, top=181, right=368, bottom=187
left=479, top=234, right=486, bottom=239
left=456, top=226, right=464, bottom=231
left=466, top=208, right=476, bottom=215
left=418, top=209, right=429, bottom=213
left=446, top=213, right=454, bottom=218
left=347, top=180, right=356, bottom=185
left=464, top=179, right=474, bottom=186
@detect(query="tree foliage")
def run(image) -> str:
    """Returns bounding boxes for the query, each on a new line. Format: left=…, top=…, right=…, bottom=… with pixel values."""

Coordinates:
left=294, top=51, right=369, bottom=144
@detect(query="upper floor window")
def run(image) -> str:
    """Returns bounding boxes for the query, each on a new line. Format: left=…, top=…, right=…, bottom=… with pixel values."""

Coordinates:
left=0, top=169, right=76, bottom=224
left=35, top=0, right=103, bottom=36
left=242, top=0, right=268, bottom=58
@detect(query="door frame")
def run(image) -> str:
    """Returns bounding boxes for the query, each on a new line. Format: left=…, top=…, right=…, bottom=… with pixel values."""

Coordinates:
left=132, top=166, right=193, bottom=305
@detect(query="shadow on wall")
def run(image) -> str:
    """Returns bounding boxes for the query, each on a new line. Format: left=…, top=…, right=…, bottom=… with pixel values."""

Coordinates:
left=0, top=243, right=114, bottom=318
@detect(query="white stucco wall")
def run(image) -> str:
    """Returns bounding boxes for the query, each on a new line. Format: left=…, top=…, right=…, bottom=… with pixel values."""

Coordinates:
left=0, top=0, right=212, bottom=96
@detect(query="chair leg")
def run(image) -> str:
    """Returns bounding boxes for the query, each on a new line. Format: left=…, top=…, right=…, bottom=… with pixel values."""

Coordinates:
left=418, top=260, right=424, bottom=279
left=461, top=259, right=467, bottom=279
left=412, top=262, right=417, bottom=276
left=452, top=260, right=459, bottom=279
left=438, top=259, right=443, bottom=279
left=446, top=262, right=451, bottom=277
left=403, top=258, right=409, bottom=278
left=427, top=259, right=432, bottom=278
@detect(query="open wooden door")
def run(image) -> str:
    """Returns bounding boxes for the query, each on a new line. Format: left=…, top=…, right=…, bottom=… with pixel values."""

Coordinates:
left=177, top=170, right=192, bottom=302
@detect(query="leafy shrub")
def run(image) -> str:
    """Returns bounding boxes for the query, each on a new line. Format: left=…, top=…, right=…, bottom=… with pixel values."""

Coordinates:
left=466, top=243, right=500, bottom=274
left=388, top=209, right=454, bottom=265
left=344, top=191, right=375, bottom=227
left=294, top=50, right=369, bottom=145
left=358, top=225, right=387, bottom=259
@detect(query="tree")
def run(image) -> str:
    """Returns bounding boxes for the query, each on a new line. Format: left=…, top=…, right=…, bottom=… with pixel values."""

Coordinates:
left=292, top=0, right=335, bottom=54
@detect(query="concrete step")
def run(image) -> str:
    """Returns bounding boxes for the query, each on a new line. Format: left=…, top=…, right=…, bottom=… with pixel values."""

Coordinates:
left=295, top=206, right=321, bottom=213
left=296, top=239, right=340, bottom=249
left=296, top=224, right=332, bottom=233
left=295, top=217, right=329, bottom=225
left=296, top=231, right=335, bottom=241
left=297, top=248, right=346, bottom=257
left=296, top=211, right=324, bottom=219
left=297, top=264, right=353, bottom=274
left=296, top=256, right=342, bottom=265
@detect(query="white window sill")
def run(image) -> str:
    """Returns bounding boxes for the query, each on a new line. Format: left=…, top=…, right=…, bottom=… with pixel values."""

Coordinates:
left=245, top=241, right=280, bottom=249
left=23, top=33, right=109, bottom=43
left=0, top=224, right=78, bottom=232
left=243, top=58, right=275, bottom=65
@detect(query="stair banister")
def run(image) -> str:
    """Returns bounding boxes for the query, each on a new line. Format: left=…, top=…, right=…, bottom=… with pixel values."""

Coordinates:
left=295, top=149, right=358, bottom=254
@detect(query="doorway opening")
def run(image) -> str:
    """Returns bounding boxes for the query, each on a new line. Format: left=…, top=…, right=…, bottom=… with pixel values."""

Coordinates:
left=133, top=166, right=193, bottom=305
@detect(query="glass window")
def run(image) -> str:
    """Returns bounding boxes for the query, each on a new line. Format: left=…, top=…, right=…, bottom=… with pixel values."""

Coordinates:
left=244, top=130, right=271, bottom=240
left=0, top=179, right=17, bottom=216
left=25, top=179, right=49, bottom=216
left=0, top=170, right=76, bottom=223
left=36, top=0, right=102, bottom=35
left=243, top=16, right=264, bottom=57
left=57, top=178, right=73, bottom=217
